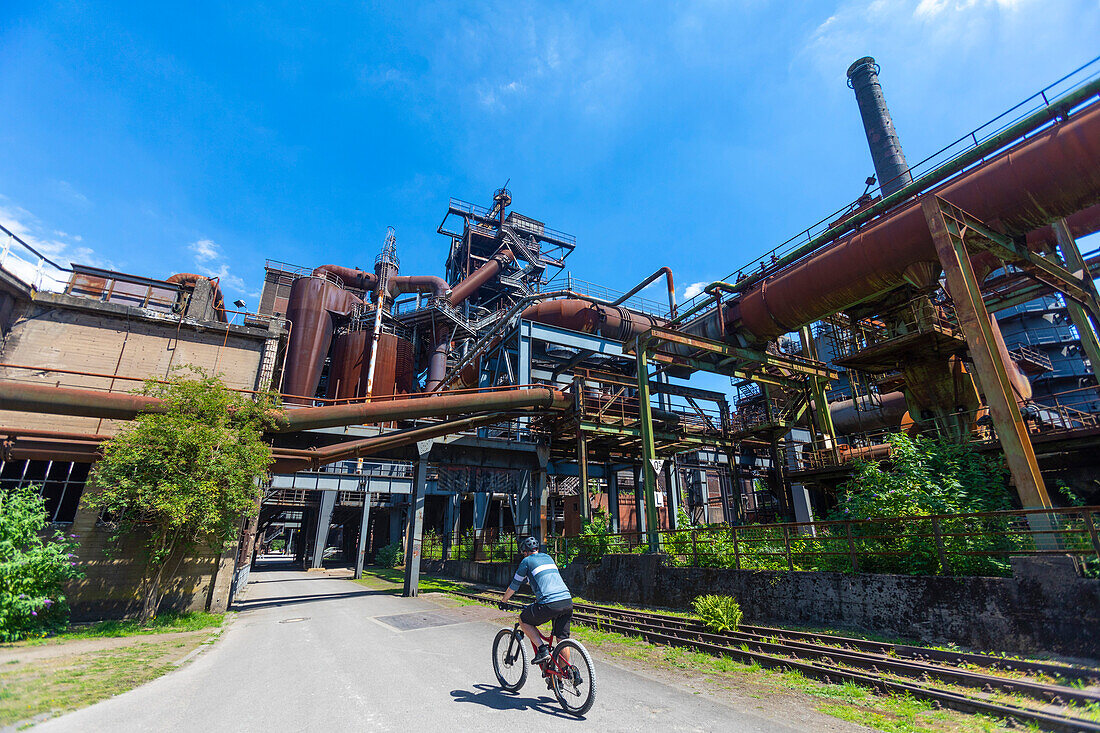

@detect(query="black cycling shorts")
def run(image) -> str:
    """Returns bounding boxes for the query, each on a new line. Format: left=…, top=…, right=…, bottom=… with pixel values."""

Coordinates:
left=520, top=599, right=573, bottom=640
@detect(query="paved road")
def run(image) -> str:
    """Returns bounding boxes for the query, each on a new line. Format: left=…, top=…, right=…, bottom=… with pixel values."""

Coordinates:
left=37, top=561, right=864, bottom=732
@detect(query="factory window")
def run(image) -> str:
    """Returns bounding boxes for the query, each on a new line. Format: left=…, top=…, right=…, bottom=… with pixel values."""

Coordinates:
left=0, top=460, right=90, bottom=524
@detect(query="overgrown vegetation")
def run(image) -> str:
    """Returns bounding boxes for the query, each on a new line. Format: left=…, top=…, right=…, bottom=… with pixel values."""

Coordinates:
left=87, top=367, right=277, bottom=622
left=692, top=594, right=743, bottom=633
left=375, top=542, right=403, bottom=568
left=0, top=486, right=83, bottom=642
left=558, top=510, right=625, bottom=565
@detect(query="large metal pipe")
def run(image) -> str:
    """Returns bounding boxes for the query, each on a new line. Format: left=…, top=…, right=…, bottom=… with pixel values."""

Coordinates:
left=0, top=382, right=165, bottom=420
left=447, top=247, right=514, bottom=305
left=612, top=267, right=677, bottom=317
left=847, top=57, right=912, bottom=197
left=312, top=265, right=379, bottom=293
left=829, top=391, right=909, bottom=435
left=272, top=412, right=516, bottom=472
left=0, top=381, right=568, bottom=434
left=735, top=101, right=1100, bottom=341
left=273, top=386, right=568, bottom=432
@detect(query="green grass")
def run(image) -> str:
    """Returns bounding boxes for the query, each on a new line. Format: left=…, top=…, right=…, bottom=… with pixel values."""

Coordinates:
left=0, top=633, right=214, bottom=726
left=352, top=566, right=481, bottom=598
left=3, top=612, right=227, bottom=646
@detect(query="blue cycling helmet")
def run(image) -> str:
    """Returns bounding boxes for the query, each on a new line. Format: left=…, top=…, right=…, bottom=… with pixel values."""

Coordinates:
left=520, top=536, right=540, bottom=553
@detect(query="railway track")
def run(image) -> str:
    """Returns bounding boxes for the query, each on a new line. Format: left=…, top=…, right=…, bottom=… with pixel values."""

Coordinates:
left=447, top=588, right=1100, bottom=732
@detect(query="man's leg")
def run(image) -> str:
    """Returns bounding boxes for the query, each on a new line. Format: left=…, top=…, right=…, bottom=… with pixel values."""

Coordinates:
left=519, top=620, right=543, bottom=648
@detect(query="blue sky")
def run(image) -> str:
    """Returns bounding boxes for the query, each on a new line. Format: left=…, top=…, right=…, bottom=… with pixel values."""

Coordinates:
left=1, top=1, right=1098, bottom=305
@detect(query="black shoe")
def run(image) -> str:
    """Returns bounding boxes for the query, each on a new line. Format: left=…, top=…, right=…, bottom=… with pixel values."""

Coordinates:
left=531, top=644, right=551, bottom=665
left=569, top=665, right=583, bottom=686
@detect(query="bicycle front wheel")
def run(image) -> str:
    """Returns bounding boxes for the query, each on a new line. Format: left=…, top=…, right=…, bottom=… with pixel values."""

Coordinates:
left=550, top=639, right=596, bottom=716
left=492, top=628, right=528, bottom=691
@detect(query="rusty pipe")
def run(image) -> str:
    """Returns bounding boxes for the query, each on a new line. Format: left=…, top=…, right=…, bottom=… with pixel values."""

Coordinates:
left=311, top=265, right=379, bottom=293
left=271, top=386, right=568, bottom=432
left=387, top=275, right=449, bottom=300
left=0, top=381, right=568, bottom=434
left=612, top=267, right=677, bottom=318
left=736, top=101, right=1100, bottom=341
left=447, top=247, right=514, bottom=305
left=274, top=412, right=516, bottom=471
left=0, top=382, right=165, bottom=420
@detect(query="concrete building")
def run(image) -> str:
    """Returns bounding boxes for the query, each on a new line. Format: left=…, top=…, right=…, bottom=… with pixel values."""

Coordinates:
left=0, top=229, right=284, bottom=618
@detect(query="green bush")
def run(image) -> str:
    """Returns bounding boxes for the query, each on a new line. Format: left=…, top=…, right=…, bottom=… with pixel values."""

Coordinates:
left=692, top=594, right=743, bottom=633
left=1, top=486, right=84, bottom=641
left=269, top=539, right=286, bottom=553
left=376, top=542, right=403, bottom=568
left=563, top=511, right=624, bottom=565
left=831, top=433, right=1014, bottom=576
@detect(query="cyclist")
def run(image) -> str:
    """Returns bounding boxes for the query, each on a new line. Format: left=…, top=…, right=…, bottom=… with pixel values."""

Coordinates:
left=500, top=536, right=573, bottom=667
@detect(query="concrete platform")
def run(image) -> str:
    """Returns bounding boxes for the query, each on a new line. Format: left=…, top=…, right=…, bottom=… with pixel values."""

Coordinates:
left=35, top=560, right=864, bottom=732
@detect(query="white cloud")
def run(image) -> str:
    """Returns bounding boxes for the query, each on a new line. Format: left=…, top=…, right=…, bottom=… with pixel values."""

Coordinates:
left=189, top=238, right=220, bottom=263
left=682, top=281, right=709, bottom=300
left=800, top=0, right=1039, bottom=79
left=188, top=237, right=258, bottom=299
left=0, top=197, right=114, bottom=271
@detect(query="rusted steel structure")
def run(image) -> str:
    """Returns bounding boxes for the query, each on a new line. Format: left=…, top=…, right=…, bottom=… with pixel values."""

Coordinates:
left=4, top=57, right=1100, bottom=570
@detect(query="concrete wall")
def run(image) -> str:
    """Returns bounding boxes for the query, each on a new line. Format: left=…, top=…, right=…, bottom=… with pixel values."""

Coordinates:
left=0, top=294, right=270, bottom=435
left=66, top=502, right=236, bottom=620
left=425, top=554, right=1100, bottom=658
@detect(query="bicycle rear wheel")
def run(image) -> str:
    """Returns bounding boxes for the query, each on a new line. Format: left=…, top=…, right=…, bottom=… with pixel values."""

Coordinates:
left=550, top=639, right=596, bottom=716
left=492, top=628, right=528, bottom=691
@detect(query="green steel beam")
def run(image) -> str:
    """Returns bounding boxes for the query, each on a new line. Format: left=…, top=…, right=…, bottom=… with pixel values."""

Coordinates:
left=924, top=196, right=1051, bottom=513
left=635, top=338, right=661, bottom=552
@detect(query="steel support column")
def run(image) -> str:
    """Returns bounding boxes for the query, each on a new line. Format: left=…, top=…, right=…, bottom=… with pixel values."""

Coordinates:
left=633, top=464, right=646, bottom=538
left=1053, top=219, right=1100, bottom=387
left=576, top=431, right=591, bottom=523
left=353, top=492, right=372, bottom=580
left=634, top=338, right=660, bottom=552
left=442, top=492, right=457, bottom=560
left=606, top=467, right=620, bottom=533
left=402, top=441, right=432, bottom=597
left=310, top=489, right=337, bottom=569
left=922, top=196, right=1051, bottom=511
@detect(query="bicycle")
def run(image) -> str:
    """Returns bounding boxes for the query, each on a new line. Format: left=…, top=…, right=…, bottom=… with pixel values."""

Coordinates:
left=491, top=615, right=597, bottom=716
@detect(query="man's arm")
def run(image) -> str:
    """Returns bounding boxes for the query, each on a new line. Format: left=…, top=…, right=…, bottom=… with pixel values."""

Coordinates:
left=501, top=557, right=529, bottom=603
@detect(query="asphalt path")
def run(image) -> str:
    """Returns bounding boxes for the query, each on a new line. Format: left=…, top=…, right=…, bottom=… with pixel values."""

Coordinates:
left=36, top=560, right=866, bottom=732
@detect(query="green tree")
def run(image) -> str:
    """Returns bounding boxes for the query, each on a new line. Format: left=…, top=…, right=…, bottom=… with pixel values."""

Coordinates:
left=0, top=485, right=83, bottom=641
left=87, top=367, right=277, bottom=622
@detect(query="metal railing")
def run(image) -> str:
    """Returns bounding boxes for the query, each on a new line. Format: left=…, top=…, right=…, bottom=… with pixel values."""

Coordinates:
left=543, top=506, right=1100, bottom=578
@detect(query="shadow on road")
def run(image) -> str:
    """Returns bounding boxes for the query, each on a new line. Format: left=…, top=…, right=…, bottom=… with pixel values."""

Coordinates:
left=450, top=684, right=582, bottom=721
left=232, top=589, right=391, bottom=612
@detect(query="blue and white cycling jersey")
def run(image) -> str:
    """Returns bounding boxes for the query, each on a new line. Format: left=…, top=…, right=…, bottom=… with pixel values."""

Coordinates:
left=508, top=552, right=571, bottom=604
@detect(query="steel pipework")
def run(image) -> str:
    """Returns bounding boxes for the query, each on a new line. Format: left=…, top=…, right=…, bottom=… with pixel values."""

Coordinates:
left=735, top=102, right=1100, bottom=340
left=271, top=412, right=515, bottom=472
left=0, top=382, right=165, bottom=420
left=273, top=386, right=568, bottom=432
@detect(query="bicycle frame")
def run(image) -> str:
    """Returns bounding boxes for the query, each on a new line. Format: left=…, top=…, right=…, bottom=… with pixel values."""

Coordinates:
left=507, top=622, right=570, bottom=680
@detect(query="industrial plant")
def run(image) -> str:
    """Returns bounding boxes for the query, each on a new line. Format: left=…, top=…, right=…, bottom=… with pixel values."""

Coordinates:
left=1, top=55, right=1099, bottom=618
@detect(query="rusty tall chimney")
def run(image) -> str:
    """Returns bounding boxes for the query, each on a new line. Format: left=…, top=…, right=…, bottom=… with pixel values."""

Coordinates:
left=847, top=56, right=912, bottom=197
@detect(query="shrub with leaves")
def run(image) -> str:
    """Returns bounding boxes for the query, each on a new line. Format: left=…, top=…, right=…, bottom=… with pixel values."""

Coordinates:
left=376, top=542, right=403, bottom=568
left=87, top=367, right=276, bottom=622
left=567, top=511, right=625, bottom=565
left=1, top=486, right=83, bottom=641
left=832, top=433, right=1013, bottom=576
left=692, top=594, right=743, bottom=633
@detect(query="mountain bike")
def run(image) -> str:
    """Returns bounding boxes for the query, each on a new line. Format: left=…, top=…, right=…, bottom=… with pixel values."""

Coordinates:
left=491, top=619, right=596, bottom=716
